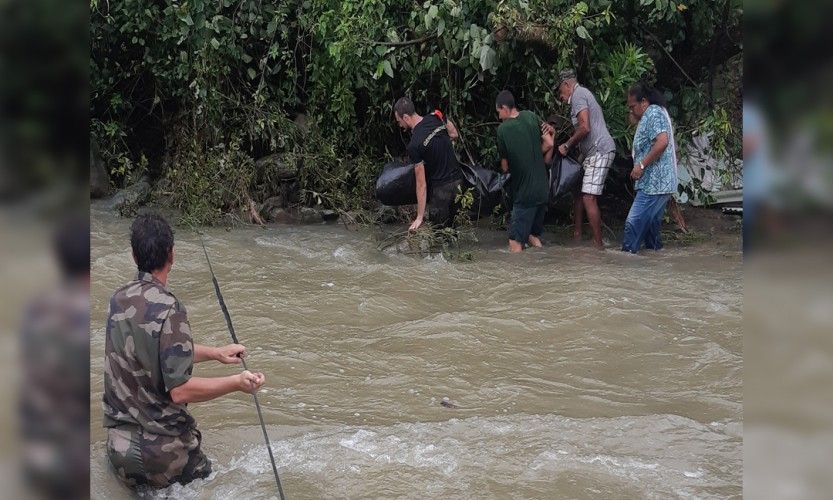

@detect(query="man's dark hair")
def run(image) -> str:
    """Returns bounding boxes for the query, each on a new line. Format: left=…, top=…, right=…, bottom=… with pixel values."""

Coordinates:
left=53, top=215, right=90, bottom=278
left=394, top=97, right=416, bottom=117
left=130, top=213, right=174, bottom=273
left=628, top=82, right=666, bottom=108
left=495, top=90, right=516, bottom=109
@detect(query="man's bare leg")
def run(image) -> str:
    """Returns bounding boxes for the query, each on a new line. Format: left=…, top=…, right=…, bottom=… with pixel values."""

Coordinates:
left=573, top=194, right=584, bottom=242
left=509, top=239, right=524, bottom=253
left=582, top=194, right=604, bottom=248
left=528, top=235, right=543, bottom=248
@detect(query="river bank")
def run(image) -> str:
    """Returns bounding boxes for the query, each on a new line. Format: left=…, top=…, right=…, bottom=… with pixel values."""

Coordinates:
left=94, top=191, right=741, bottom=256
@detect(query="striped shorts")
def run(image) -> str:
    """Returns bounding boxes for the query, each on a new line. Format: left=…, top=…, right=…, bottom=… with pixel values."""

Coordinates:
left=581, top=151, right=615, bottom=195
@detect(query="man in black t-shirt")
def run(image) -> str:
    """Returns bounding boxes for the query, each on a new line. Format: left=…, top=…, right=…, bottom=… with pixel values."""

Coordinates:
left=393, top=97, right=463, bottom=230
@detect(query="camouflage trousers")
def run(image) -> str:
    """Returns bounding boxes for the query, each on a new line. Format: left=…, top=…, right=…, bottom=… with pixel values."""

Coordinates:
left=106, top=424, right=211, bottom=489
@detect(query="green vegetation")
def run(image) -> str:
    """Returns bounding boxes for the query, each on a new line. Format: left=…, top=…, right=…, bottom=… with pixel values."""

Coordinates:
left=91, top=0, right=742, bottom=224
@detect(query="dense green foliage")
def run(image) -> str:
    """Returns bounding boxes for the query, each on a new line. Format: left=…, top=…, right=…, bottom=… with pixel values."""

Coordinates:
left=91, top=0, right=742, bottom=223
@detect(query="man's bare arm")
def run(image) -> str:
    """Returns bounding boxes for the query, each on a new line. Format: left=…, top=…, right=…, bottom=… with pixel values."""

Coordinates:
left=560, top=109, right=590, bottom=155
left=541, top=122, right=555, bottom=161
left=410, top=162, right=427, bottom=231
left=194, top=343, right=246, bottom=364
left=641, top=132, right=669, bottom=167
left=446, top=119, right=460, bottom=140
left=169, top=371, right=265, bottom=404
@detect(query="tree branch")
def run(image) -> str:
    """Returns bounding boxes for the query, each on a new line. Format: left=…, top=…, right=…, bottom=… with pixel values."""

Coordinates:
left=371, top=33, right=437, bottom=47
left=641, top=27, right=698, bottom=88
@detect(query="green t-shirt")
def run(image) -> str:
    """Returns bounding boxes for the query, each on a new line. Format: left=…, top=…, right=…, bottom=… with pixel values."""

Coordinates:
left=497, top=110, right=548, bottom=206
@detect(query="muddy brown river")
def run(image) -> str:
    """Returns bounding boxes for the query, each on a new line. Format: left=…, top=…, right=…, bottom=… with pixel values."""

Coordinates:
left=90, top=205, right=742, bottom=499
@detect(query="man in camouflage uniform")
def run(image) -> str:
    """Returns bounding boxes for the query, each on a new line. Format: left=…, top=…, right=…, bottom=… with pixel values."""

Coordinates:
left=103, top=213, right=265, bottom=489
left=21, top=215, right=91, bottom=499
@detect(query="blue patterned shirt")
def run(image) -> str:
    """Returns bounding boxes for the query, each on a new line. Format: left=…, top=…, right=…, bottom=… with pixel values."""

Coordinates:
left=633, top=104, right=678, bottom=195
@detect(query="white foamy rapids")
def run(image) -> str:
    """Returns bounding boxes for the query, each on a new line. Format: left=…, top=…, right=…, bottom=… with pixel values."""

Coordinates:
left=332, top=245, right=355, bottom=261
left=254, top=235, right=331, bottom=261
left=213, top=413, right=740, bottom=499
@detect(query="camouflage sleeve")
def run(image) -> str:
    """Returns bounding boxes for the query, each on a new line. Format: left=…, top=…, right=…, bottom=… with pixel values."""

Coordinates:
left=159, top=301, right=194, bottom=392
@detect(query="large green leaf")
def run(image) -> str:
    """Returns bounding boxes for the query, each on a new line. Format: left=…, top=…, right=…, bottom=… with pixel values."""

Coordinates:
left=479, top=45, right=495, bottom=71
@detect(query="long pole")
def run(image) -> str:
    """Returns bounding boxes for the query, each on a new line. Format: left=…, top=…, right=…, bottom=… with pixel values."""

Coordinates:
left=200, top=235, right=286, bottom=500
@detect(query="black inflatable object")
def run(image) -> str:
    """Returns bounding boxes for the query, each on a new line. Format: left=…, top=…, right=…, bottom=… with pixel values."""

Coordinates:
left=375, top=156, right=580, bottom=210
left=459, top=162, right=511, bottom=214
left=548, top=155, right=583, bottom=203
left=374, top=161, right=511, bottom=211
left=375, top=161, right=417, bottom=206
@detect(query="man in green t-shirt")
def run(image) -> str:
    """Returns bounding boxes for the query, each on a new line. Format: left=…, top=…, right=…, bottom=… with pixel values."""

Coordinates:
left=496, top=90, right=552, bottom=252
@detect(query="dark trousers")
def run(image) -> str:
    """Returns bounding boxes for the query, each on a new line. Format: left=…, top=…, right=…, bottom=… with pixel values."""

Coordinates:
left=509, top=202, right=547, bottom=244
left=428, top=179, right=462, bottom=228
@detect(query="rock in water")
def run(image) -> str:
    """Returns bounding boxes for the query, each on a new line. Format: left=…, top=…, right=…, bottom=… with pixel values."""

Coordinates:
left=104, top=178, right=151, bottom=215
left=90, top=138, right=111, bottom=198
left=298, top=207, right=323, bottom=223
left=440, top=397, right=458, bottom=409
left=269, top=208, right=294, bottom=224
left=260, top=195, right=285, bottom=222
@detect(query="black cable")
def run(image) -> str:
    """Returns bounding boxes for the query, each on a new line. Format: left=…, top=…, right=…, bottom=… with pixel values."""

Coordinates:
left=200, top=235, right=286, bottom=500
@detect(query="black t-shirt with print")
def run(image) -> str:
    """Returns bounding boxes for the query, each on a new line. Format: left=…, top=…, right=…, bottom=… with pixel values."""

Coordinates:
left=406, top=114, right=462, bottom=188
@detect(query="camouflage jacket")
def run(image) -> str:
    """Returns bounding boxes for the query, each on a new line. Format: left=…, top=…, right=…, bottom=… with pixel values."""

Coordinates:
left=103, top=271, right=196, bottom=436
left=21, top=281, right=91, bottom=496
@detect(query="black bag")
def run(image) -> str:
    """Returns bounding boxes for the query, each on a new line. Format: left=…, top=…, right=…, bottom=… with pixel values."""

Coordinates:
left=375, top=161, right=417, bottom=206
left=375, top=160, right=511, bottom=211
left=459, top=162, right=510, bottom=214
left=548, top=155, right=583, bottom=203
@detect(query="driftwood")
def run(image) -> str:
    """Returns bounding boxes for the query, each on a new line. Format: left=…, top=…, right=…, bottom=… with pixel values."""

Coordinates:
left=245, top=191, right=265, bottom=225
left=493, top=24, right=552, bottom=48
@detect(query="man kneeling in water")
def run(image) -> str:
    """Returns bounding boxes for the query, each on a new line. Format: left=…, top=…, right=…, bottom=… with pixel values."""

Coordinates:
left=103, top=213, right=265, bottom=489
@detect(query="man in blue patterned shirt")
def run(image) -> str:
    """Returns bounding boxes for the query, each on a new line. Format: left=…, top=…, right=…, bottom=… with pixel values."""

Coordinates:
left=622, top=83, right=678, bottom=253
